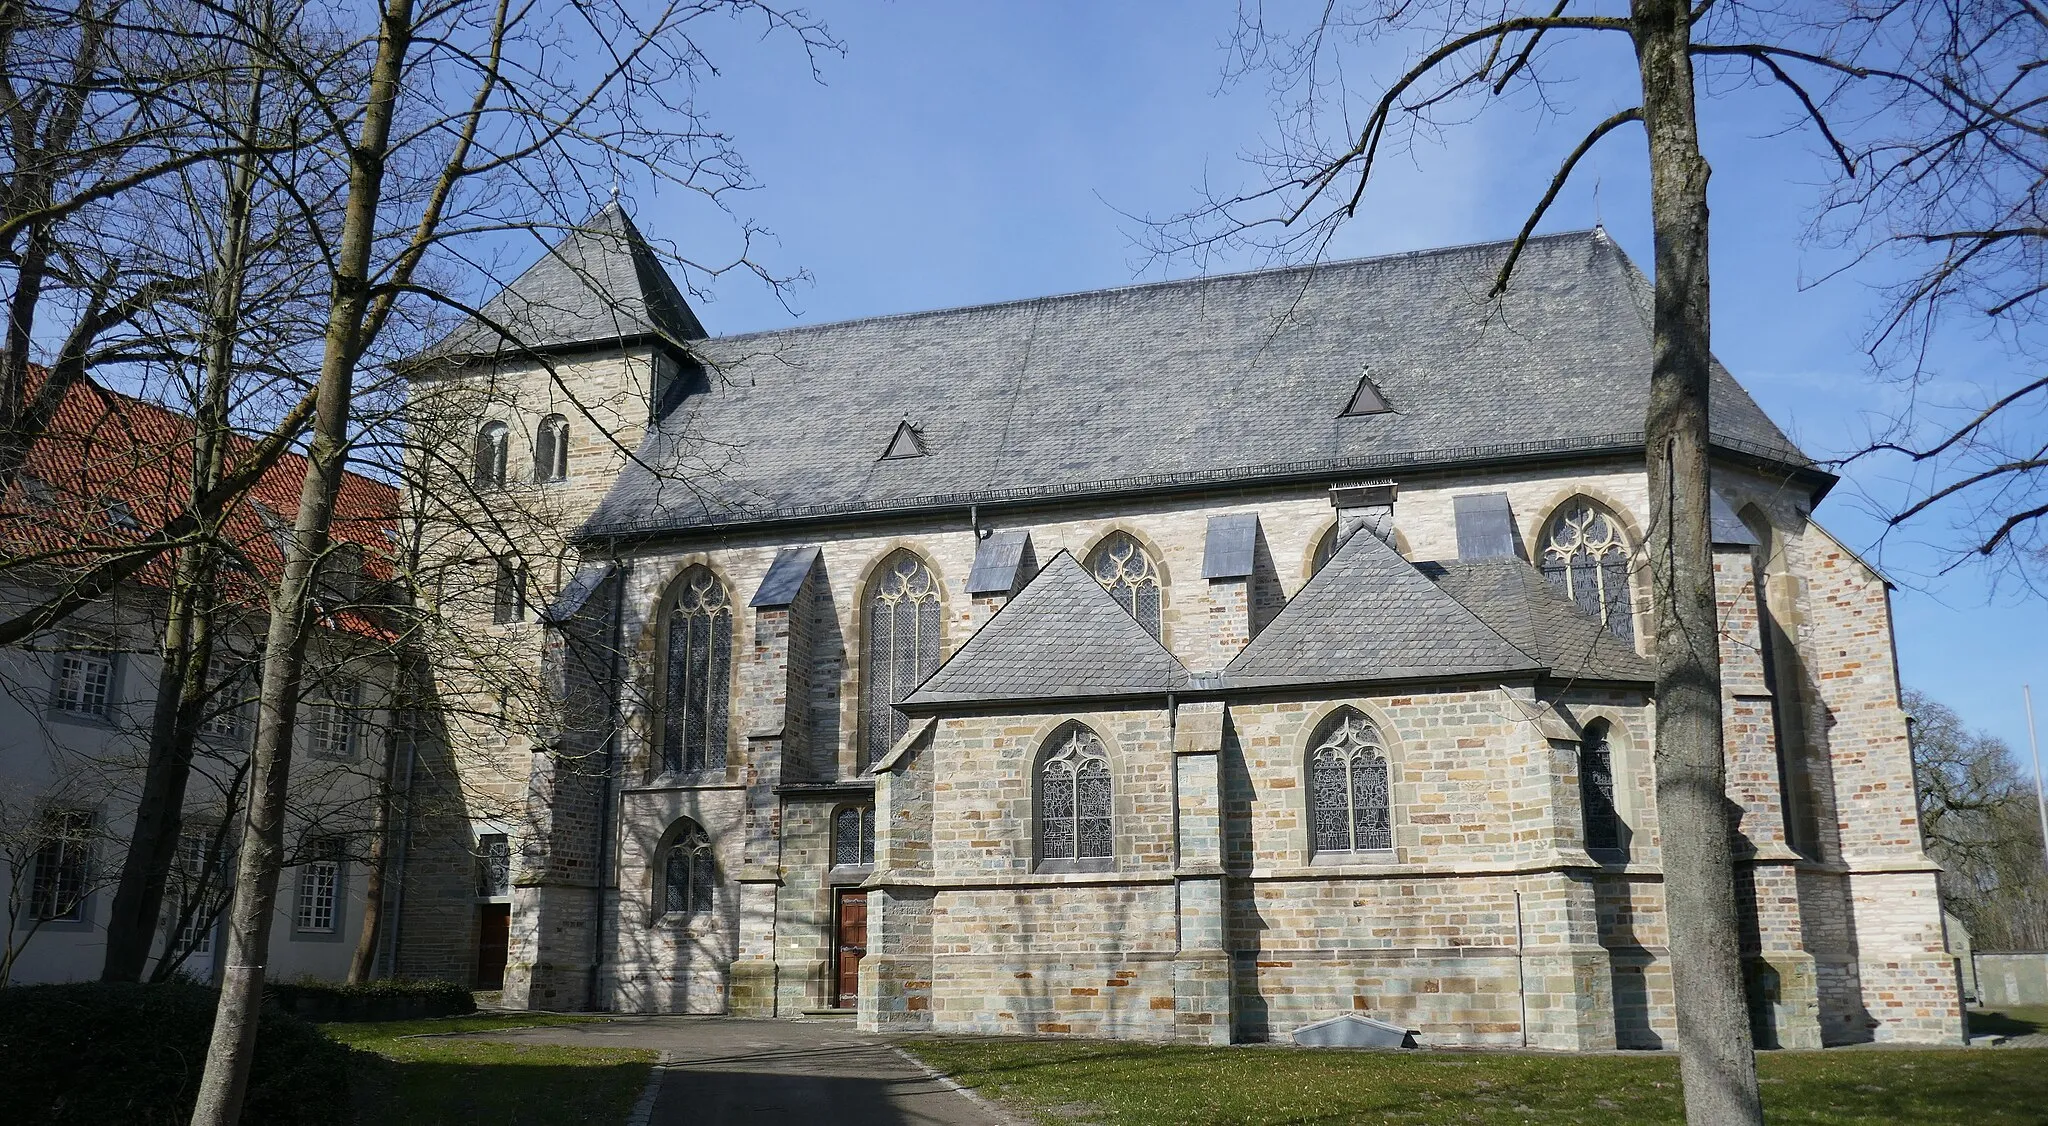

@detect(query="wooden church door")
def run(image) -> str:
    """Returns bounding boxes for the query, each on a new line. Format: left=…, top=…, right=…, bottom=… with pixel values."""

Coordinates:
left=835, top=891, right=868, bottom=1008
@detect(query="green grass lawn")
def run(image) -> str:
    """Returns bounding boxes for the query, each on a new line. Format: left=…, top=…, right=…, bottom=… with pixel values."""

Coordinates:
left=1968, top=1005, right=2048, bottom=1038
left=326, top=1013, right=655, bottom=1125
left=904, top=1039, right=2048, bottom=1125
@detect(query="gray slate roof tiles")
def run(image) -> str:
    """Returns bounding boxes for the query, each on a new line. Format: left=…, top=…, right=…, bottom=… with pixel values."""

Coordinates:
left=1224, top=529, right=1541, bottom=689
left=1418, top=559, right=1655, bottom=684
left=966, top=529, right=1034, bottom=595
left=425, top=204, right=704, bottom=360
left=902, top=550, right=1190, bottom=708
left=581, top=228, right=1814, bottom=540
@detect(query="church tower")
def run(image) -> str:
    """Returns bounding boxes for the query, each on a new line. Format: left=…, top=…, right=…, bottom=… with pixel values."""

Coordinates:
left=392, top=204, right=701, bottom=1006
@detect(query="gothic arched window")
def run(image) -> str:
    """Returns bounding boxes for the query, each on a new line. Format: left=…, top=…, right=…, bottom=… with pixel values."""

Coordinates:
left=534, top=414, right=569, bottom=483
left=1580, top=720, right=1621, bottom=853
left=1539, top=499, right=1636, bottom=642
left=662, top=821, right=714, bottom=918
left=473, top=421, right=509, bottom=489
left=1309, top=709, right=1392, bottom=854
left=662, top=567, right=732, bottom=774
left=1039, top=724, right=1113, bottom=864
left=861, top=551, right=942, bottom=771
left=1086, top=532, right=1162, bottom=638
left=833, top=805, right=875, bottom=867
left=1310, top=524, right=1340, bottom=577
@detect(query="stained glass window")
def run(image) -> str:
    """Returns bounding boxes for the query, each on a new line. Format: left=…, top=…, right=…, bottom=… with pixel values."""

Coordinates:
left=833, top=806, right=875, bottom=867
left=663, top=567, right=733, bottom=774
left=1581, top=721, right=1621, bottom=853
left=1086, top=532, right=1162, bottom=638
left=1309, top=710, right=1392, bottom=854
left=1039, top=726, right=1113, bottom=863
left=1540, top=500, right=1636, bottom=642
left=861, top=551, right=942, bottom=771
left=663, top=822, right=714, bottom=918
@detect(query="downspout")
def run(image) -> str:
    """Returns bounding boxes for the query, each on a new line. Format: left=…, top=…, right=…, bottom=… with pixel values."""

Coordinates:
left=586, top=562, right=628, bottom=1010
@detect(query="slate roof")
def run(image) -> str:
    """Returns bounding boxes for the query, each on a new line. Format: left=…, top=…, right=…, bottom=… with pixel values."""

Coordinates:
left=1418, top=559, right=1655, bottom=684
left=1224, top=529, right=1541, bottom=689
left=901, top=550, right=1189, bottom=708
left=581, top=228, right=1819, bottom=541
left=423, top=204, right=704, bottom=360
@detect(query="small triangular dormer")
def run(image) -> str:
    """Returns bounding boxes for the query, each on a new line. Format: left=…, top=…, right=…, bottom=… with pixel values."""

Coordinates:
left=1342, top=369, right=1393, bottom=417
left=881, top=419, right=928, bottom=461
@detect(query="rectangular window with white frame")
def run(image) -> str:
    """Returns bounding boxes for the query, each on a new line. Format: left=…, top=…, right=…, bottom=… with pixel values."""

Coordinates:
left=198, top=656, right=247, bottom=740
left=293, top=838, right=343, bottom=935
left=307, top=682, right=359, bottom=761
left=30, top=809, right=95, bottom=922
left=51, top=649, right=115, bottom=718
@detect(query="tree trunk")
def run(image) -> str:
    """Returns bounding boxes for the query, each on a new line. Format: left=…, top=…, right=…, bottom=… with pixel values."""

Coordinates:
left=188, top=2, right=413, bottom=1120
left=347, top=723, right=398, bottom=983
left=101, top=69, right=265, bottom=983
left=1632, top=1, right=1763, bottom=1123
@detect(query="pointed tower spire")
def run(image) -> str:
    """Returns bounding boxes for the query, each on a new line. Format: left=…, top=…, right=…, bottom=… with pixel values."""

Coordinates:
left=421, top=201, right=705, bottom=361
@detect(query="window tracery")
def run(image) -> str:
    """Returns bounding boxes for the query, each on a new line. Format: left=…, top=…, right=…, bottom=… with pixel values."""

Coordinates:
left=663, top=567, right=732, bottom=774
left=1309, top=710, right=1392, bottom=854
left=1039, top=725, right=1113, bottom=863
left=663, top=822, right=714, bottom=918
left=1539, top=499, right=1636, bottom=641
left=860, top=551, right=941, bottom=771
left=1086, top=532, right=1162, bottom=638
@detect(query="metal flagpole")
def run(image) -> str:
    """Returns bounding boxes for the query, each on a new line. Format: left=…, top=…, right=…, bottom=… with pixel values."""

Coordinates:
left=2027, top=685, right=2048, bottom=872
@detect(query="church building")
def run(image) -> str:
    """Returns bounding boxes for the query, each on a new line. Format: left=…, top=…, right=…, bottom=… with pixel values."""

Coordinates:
left=390, top=208, right=1964, bottom=1050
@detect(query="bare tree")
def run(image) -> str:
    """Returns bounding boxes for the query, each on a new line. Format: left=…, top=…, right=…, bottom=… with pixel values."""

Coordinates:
left=1143, top=2, right=1991, bottom=1118
left=1909, top=688, right=2048, bottom=950
left=183, top=1, right=837, bottom=1120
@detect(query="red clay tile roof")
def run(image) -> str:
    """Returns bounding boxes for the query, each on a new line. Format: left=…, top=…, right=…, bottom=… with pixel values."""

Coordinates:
left=0, top=368, right=400, bottom=636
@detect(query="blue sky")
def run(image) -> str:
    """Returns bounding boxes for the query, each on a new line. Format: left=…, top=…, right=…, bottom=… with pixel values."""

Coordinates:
left=620, top=0, right=2047, bottom=755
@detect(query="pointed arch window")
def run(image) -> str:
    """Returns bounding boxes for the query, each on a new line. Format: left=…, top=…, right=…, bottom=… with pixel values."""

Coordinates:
left=1540, top=499, right=1635, bottom=642
left=860, top=551, right=942, bottom=771
left=534, top=414, right=569, bottom=483
left=833, top=805, right=875, bottom=867
left=473, top=421, right=509, bottom=489
left=1039, top=724, right=1112, bottom=864
left=1310, top=525, right=1340, bottom=576
left=1580, top=720, right=1621, bottom=853
left=1309, top=710, right=1392, bottom=854
left=662, top=567, right=732, bottom=774
left=662, top=821, right=714, bottom=919
left=1086, top=532, right=1162, bottom=638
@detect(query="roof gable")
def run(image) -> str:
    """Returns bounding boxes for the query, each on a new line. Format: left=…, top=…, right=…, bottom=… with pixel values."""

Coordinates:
left=424, top=203, right=703, bottom=361
left=1225, top=529, right=1540, bottom=689
left=585, top=229, right=1817, bottom=541
left=902, top=550, right=1189, bottom=708
left=1419, top=559, right=1654, bottom=684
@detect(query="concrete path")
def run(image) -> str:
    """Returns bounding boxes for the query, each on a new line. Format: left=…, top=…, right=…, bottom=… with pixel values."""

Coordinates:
left=467, top=1015, right=1012, bottom=1125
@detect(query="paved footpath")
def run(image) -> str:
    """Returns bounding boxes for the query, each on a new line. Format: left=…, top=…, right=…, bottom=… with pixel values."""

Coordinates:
left=467, top=1015, right=1012, bottom=1125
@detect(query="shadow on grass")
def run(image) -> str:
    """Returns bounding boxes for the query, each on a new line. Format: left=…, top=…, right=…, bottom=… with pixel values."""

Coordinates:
left=905, top=1039, right=2048, bottom=1126
left=348, top=1039, right=653, bottom=1126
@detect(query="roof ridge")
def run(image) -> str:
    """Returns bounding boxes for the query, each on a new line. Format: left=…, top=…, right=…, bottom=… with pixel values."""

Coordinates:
left=708, top=229, right=1611, bottom=344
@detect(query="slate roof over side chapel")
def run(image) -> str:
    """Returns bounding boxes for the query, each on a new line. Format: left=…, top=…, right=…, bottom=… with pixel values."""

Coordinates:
left=902, top=551, right=1190, bottom=709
